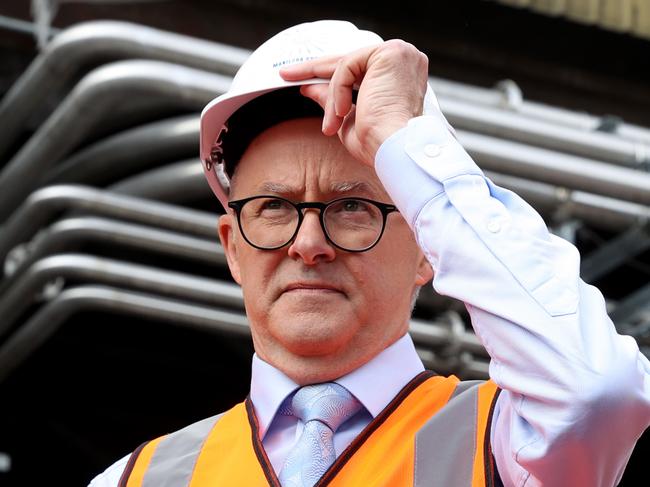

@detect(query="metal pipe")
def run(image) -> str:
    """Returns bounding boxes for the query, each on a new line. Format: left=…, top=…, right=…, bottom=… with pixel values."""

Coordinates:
left=486, top=172, right=650, bottom=230
left=2, top=217, right=225, bottom=280
left=610, top=283, right=650, bottom=327
left=458, top=130, right=650, bottom=206
left=105, top=157, right=650, bottom=231
left=415, top=347, right=489, bottom=379
left=0, top=60, right=231, bottom=221
left=410, top=315, right=486, bottom=357
left=0, top=253, right=243, bottom=338
left=431, top=76, right=650, bottom=145
left=2, top=17, right=647, bottom=167
left=441, top=97, right=650, bottom=168
left=0, top=284, right=489, bottom=383
left=0, top=14, right=61, bottom=36
left=42, top=116, right=200, bottom=186
left=0, top=20, right=248, bottom=159
left=0, top=252, right=489, bottom=358
left=580, top=226, right=650, bottom=283
left=0, top=185, right=219, bottom=268
left=2, top=176, right=640, bottom=283
left=0, top=285, right=252, bottom=384
left=3, top=18, right=648, bottom=180
left=109, top=159, right=211, bottom=203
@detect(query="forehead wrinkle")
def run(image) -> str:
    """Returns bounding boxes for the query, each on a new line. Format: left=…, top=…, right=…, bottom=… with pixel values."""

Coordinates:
left=232, top=118, right=389, bottom=200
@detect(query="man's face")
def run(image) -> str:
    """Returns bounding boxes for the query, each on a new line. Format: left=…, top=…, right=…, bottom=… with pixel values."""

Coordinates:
left=218, top=117, right=432, bottom=384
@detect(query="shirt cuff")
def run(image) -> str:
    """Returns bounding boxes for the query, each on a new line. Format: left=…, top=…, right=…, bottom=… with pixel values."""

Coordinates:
left=374, top=115, right=483, bottom=229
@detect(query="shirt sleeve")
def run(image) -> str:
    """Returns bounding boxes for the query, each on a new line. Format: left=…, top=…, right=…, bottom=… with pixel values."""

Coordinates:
left=87, top=454, right=130, bottom=487
left=375, top=115, right=650, bottom=487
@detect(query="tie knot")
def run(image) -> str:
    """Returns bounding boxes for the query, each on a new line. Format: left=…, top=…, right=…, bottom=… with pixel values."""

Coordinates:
left=287, top=382, right=362, bottom=432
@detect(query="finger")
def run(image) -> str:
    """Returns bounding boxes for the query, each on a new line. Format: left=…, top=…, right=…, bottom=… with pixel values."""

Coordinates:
left=329, top=45, right=376, bottom=119
left=322, top=92, right=344, bottom=136
left=299, top=84, right=341, bottom=135
left=329, top=58, right=362, bottom=118
left=337, top=105, right=363, bottom=162
left=279, top=55, right=342, bottom=81
left=299, top=84, right=328, bottom=110
left=324, top=50, right=369, bottom=133
left=299, top=84, right=341, bottom=136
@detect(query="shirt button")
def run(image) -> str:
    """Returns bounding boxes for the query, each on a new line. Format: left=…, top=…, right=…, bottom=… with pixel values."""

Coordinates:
left=424, top=144, right=441, bottom=158
left=487, top=219, right=501, bottom=233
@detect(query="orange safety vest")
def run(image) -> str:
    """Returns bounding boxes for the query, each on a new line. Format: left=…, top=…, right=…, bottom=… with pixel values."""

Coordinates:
left=119, top=372, right=501, bottom=486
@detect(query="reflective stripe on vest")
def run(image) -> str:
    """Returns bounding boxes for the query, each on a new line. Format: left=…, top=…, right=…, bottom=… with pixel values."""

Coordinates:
left=120, top=372, right=500, bottom=487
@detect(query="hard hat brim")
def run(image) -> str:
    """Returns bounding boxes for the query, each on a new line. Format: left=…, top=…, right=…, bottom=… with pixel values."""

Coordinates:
left=200, top=77, right=329, bottom=209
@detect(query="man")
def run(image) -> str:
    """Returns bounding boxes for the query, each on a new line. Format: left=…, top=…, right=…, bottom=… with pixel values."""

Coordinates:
left=90, top=20, right=650, bottom=486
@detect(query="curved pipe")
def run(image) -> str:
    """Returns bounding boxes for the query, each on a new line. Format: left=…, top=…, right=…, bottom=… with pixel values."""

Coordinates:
left=2, top=216, right=225, bottom=281
left=109, top=159, right=211, bottom=203
left=458, top=130, right=650, bottom=206
left=410, top=315, right=486, bottom=357
left=0, top=60, right=231, bottom=221
left=112, top=160, right=650, bottom=231
left=0, top=253, right=243, bottom=338
left=0, top=251, right=488, bottom=358
left=0, top=284, right=489, bottom=383
left=0, top=285, right=252, bottom=384
left=42, top=115, right=200, bottom=186
left=441, top=97, right=650, bottom=168
left=431, top=76, right=650, bottom=145
left=486, top=172, right=650, bottom=230
left=0, top=185, right=218, bottom=267
left=2, top=18, right=648, bottom=165
left=0, top=20, right=249, bottom=159
left=610, top=283, right=650, bottom=327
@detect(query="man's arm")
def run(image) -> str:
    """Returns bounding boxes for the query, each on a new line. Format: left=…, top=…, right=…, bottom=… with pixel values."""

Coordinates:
left=375, top=114, right=650, bottom=486
left=282, top=42, right=650, bottom=486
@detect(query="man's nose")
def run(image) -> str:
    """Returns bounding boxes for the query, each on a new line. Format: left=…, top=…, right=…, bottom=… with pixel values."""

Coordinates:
left=287, top=210, right=336, bottom=264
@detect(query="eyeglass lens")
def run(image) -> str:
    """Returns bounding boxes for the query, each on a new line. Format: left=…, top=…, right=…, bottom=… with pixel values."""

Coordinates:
left=237, top=197, right=384, bottom=251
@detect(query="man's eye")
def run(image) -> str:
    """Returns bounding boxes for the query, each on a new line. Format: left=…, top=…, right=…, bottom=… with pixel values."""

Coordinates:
left=256, top=199, right=294, bottom=217
left=263, top=199, right=285, bottom=210
left=341, top=200, right=366, bottom=212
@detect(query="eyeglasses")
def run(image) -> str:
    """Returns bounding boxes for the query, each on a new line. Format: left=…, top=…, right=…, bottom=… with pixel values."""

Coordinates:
left=228, top=195, right=398, bottom=252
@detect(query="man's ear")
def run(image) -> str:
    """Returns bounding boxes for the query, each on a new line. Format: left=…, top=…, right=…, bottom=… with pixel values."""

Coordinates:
left=414, top=250, right=434, bottom=286
left=218, top=213, right=242, bottom=285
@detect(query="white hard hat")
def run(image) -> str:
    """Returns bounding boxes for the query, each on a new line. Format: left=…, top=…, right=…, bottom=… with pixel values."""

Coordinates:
left=199, top=20, right=445, bottom=209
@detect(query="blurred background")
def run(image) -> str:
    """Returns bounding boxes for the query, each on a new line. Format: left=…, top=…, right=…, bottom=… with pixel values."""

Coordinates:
left=0, top=0, right=649, bottom=485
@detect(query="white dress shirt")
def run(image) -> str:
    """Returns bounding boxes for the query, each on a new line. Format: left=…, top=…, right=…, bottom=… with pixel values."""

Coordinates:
left=251, top=333, right=425, bottom=473
left=90, top=114, right=650, bottom=487
left=375, top=114, right=650, bottom=486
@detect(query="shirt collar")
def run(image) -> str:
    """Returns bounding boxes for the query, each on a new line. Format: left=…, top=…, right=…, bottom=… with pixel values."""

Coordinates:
left=249, top=333, right=424, bottom=438
left=335, top=333, right=425, bottom=417
left=250, top=354, right=300, bottom=439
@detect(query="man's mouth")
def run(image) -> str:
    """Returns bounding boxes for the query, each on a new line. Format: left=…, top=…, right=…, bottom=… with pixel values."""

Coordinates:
left=282, top=282, right=344, bottom=295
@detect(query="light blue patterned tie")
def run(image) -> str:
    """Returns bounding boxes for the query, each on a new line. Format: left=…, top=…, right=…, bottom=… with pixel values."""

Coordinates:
left=278, top=382, right=362, bottom=487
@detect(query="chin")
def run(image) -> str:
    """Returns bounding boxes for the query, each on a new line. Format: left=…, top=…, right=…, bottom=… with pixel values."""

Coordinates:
left=281, top=331, right=350, bottom=357
left=281, top=350, right=371, bottom=386
left=274, top=316, right=358, bottom=357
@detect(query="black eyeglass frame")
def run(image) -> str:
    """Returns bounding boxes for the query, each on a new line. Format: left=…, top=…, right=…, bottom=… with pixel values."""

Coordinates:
left=228, top=195, right=398, bottom=252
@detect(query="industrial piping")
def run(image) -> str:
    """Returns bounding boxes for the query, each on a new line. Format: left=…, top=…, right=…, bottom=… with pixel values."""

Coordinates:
left=0, top=60, right=230, bottom=221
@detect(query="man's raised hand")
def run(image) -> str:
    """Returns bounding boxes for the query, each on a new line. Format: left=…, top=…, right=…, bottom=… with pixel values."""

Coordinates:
left=280, top=40, right=429, bottom=167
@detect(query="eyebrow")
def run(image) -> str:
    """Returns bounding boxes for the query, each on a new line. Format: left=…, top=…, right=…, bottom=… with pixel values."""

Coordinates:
left=260, top=182, right=297, bottom=194
left=259, top=180, right=375, bottom=196
left=330, top=181, right=374, bottom=194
